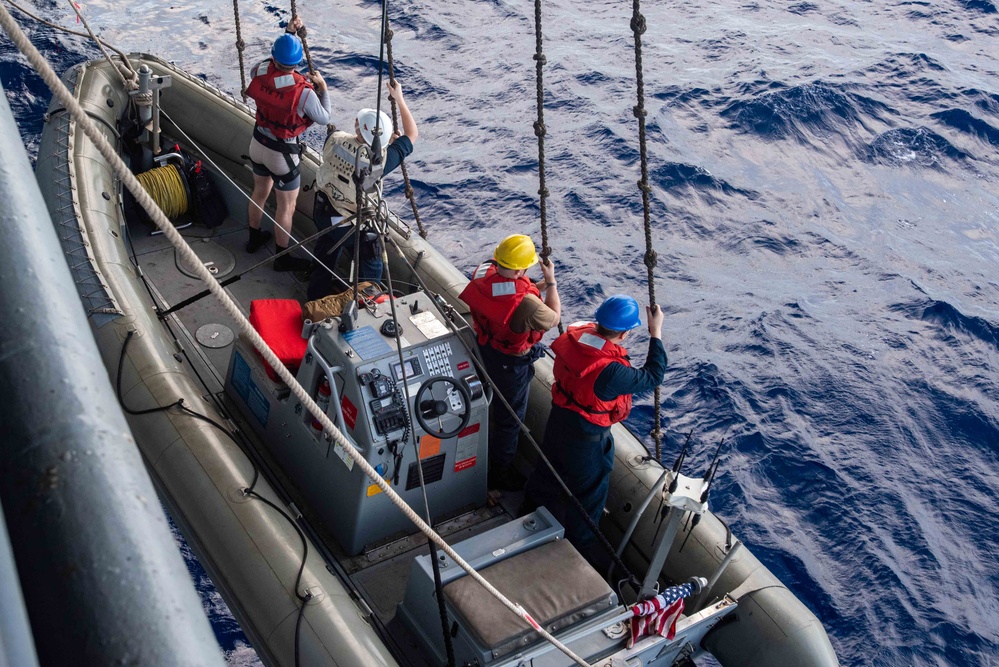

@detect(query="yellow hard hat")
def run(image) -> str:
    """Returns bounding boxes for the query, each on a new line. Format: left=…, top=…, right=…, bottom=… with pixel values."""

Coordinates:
left=493, top=234, right=539, bottom=270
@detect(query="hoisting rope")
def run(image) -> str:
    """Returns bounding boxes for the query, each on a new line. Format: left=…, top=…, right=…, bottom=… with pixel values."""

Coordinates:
left=531, top=0, right=562, bottom=333
left=366, top=6, right=451, bottom=663
left=65, top=0, right=136, bottom=87
left=287, top=0, right=316, bottom=75
left=384, top=21, right=428, bottom=239
left=629, top=0, right=663, bottom=462
left=0, top=8, right=590, bottom=665
left=231, top=0, right=247, bottom=101
left=285, top=2, right=335, bottom=135
left=3, top=0, right=132, bottom=73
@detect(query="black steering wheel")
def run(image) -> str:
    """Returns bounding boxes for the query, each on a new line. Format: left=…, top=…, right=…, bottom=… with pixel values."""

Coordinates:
left=414, top=375, right=471, bottom=439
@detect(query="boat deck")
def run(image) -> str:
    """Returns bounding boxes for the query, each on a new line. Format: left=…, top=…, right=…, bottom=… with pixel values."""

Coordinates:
left=127, top=213, right=310, bottom=393
left=127, top=208, right=528, bottom=659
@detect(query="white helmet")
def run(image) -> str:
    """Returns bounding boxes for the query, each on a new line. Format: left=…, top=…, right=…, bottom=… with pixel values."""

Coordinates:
left=356, top=108, right=393, bottom=147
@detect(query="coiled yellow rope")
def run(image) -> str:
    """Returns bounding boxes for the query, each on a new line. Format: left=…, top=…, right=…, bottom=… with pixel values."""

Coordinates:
left=136, top=164, right=188, bottom=219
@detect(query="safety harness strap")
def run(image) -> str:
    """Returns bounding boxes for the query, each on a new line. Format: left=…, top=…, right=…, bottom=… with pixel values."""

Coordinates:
left=253, top=126, right=304, bottom=184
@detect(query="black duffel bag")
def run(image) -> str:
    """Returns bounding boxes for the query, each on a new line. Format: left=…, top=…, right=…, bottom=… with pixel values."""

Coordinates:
left=185, top=156, right=227, bottom=228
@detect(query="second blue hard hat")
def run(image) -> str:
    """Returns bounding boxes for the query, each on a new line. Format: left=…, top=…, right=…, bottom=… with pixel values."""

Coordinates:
left=272, top=33, right=304, bottom=67
left=595, top=295, right=642, bottom=331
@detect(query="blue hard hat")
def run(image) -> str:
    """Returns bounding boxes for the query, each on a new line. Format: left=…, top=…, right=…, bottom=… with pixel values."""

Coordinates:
left=271, top=33, right=304, bottom=67
left=595, top=295, right=642, bottom=331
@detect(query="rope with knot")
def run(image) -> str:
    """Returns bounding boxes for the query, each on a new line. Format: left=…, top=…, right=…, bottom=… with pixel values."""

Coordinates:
left=231, top=0, right=247, bottom=101
left=532, top=0, right=562, bottom=333
left=384, top=22, right=428, bottom=239
left=288, top=0, right=316, bottom=74
left=630, top=0, right=664, bottom=462
left=288, top=5, right=336, bottom=135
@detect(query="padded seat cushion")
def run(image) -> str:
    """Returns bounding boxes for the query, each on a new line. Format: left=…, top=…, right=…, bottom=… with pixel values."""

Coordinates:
left=248, top=299, right=307, bottom=381
left=443, top=539, right=615, bottom=656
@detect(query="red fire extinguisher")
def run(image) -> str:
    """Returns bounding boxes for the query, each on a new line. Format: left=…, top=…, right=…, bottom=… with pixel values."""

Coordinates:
left=311, top=376, right=332, bottom=434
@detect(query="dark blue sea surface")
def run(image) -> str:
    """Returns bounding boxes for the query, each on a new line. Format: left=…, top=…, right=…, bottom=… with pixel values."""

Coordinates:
left=4, top=0, right=998, bottom=665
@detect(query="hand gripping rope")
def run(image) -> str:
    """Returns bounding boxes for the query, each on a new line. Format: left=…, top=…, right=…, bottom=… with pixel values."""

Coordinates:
left=531, top=0, right=562, bottom=334
left=629, top=0, right=665, bottom=462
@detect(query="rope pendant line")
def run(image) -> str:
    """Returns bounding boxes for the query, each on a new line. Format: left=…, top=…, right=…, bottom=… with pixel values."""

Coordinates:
left=231, top=0, right=247, bottom=101
left=629, top=0, right=663, bottom=461
left=288, top=1, right=316, bottom=74
left=384, top=22, right=429, bottom=239
left=531, top=0, right=563, bottom=334
left=532, top=0, right=550, bottom=261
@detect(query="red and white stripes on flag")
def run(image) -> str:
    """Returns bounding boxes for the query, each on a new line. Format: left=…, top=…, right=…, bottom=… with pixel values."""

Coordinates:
left=627, top=581, right=696, bottom=648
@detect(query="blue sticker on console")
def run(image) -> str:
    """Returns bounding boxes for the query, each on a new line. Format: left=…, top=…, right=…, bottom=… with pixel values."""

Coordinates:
left=343, top=326, right=393, bottom=360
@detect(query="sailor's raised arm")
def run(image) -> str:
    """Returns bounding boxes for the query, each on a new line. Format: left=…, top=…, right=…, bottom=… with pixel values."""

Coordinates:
left=387, top=80, right=418, bottom=144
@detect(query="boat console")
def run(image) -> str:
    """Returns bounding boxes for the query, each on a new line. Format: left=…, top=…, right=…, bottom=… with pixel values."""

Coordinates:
left=223, top=287, right=739, bottom=664
left=224, top=288, right=490, bottom=555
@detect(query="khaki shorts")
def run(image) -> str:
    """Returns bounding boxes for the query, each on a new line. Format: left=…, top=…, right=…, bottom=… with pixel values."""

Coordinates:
left=248, top=137, right=301, bottom=191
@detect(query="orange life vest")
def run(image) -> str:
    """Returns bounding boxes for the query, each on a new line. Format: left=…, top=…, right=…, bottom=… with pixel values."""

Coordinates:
left=458, top=261, right=544, bottom=355
left=246, top=61, right=314, bottom=139
left=551, top=322, right=632, bottom=427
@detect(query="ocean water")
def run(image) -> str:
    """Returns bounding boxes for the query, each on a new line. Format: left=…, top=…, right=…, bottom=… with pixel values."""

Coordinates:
left=3, top=0, right=998, bottom=665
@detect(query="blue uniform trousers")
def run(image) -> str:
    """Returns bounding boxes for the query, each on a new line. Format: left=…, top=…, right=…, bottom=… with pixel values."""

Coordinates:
left=524, top=404, right=615, bottom=547
left=480, top=343, right=543, bottom=472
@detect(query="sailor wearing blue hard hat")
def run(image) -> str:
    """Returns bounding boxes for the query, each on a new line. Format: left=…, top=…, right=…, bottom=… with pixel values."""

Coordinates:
left=523, top=295, right=666, bottom=557
left=244, top=16, right=331, bottom=272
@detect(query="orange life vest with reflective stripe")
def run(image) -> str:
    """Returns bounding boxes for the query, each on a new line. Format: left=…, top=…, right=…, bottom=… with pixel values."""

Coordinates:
left=459, top=261, right=543, bottom=355
left=246, top=61, right=314, bottom=139
left=551, top=322, right=632, bottom=427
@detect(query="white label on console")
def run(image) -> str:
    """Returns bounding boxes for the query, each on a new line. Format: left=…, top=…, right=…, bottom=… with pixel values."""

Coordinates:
left=410, top=311, right=448, bottom=339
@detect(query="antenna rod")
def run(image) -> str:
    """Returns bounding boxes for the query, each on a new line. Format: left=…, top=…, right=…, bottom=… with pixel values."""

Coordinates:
left=703, top=438, right=724, bottom=480
left=700, top=439, right=726, bottom=502
left=672, top=431, right=693, bottom=474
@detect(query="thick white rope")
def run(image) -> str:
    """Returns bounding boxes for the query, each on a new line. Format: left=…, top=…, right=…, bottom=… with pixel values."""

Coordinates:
left=0, top=7, right=592, bottom=666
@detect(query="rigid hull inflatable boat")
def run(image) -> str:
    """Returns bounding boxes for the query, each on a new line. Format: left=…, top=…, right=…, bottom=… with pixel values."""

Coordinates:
left=34, top=53, right=838, bottom=667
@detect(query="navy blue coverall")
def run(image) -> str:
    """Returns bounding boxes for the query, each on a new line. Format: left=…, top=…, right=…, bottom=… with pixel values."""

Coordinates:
left=480, top=341, right=546, bottom=483
left=524, top=337, right=666, bottom=547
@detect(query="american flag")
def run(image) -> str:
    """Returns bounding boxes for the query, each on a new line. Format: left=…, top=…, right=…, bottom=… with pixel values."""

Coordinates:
left=627, top=582, right=696, bottom=648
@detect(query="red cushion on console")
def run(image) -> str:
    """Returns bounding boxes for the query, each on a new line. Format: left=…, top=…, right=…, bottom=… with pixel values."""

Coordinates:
left=248, top=299, right=307, bottom=382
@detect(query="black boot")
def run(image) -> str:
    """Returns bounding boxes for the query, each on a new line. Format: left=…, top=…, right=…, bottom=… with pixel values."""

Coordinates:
left=246, top=227, right=272, bottom=253
left=273, top=250, right=313, bottom=273
left=488, top=465, right=527, bottom=492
